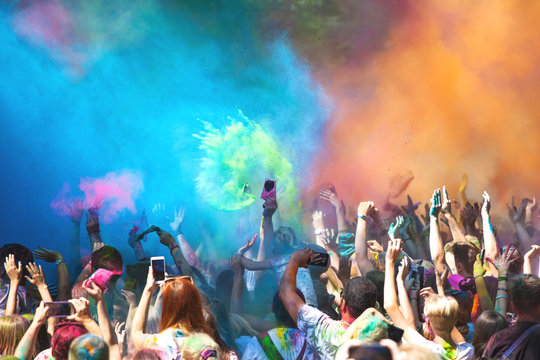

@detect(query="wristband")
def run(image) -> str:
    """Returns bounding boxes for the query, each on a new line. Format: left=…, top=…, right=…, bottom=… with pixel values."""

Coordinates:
left=495, top=295, right=508, bottom=301
left=55, top=259, right=65, bottom=266
left=170, top=244, right=180, bottom=252
left=497, top=287, right=508, bottom=292
left=498, top=277, right=508, bottom=282
left=357, top=214, right=368, bottom=221
left=314, top=229, right=325, bottom=236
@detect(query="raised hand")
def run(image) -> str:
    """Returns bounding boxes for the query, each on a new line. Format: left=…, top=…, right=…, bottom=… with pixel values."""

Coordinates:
left=25, top=263, right=46, bottom=287
left=237, top=234, right=257, bottom=256
left=33, top=301, right=50, bottom=326
left=319, top=189, right=341, bottom=208
left=86, top=210, right=100, bottom=234
left=88, top=198, right=104, bottom=216
left=170, top=207, right=185, bottom=235
left=524, top=245, right=540, bottom=261
left=486, top=246, right=519, bottom=276
left=419, top=287, right=436, bottom=299
left=156, top=229, right=176, bottom=249
left=4, top=254, right=22, bottom=283
left=115, top=322, right=126, bottom=347
left=435, top=267, right=449, bottom=294
left=312, top=210, right=325, bottom=231
left=120, top=289, right=137, bottom=308
left=144, top=266, right=159, bottom=293
left=357, top=201, right=375, bottom=218
left=84, top=279, right=104, bottom=302
left=229, top=254, right=244, bottom=275
left=68, top=297, right=92, bottom=323
left=481, top=191, right=491, bottom=215
left=397, top=257, right=410, bottom=282
left=401, top=195, right=421, bottom=215
left=507, top=197, right=526, bottom=224
left=388, top=216, right=404, bottom=240
left=441, top=186, right=452, bottom=214
left=473, top=253, right=487, bottom=278
left=386, top=238, right=403, bottom=263
left=367, top=240, right=384, bottom=253
left=262, top=198, right=278, bottom=217
left=33, top=247, right=63, bottom=263
left=461, top=202, right=480, bottom=227
left=429, top=189, right=442, bottom=218
left=290, top=248, right=314, bottom=268
left=69, top=199, right=85, bottom=223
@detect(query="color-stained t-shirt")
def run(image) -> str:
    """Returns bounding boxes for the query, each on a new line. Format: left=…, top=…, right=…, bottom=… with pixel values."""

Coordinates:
left=143, top=328, right=186, bottom=360
left=242, top=328, right=320, bottom=360
left=270, top=256, right=317, bottom=307
left=296, top=304, right=346, bottom=360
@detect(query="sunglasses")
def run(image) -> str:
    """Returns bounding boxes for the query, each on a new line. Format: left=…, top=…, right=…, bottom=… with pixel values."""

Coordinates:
left=164, top=275, right=193, bottom=284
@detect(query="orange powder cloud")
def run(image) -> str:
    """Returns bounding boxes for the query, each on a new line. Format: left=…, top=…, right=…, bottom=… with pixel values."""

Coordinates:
left=311, top=0, right=540, bottom=208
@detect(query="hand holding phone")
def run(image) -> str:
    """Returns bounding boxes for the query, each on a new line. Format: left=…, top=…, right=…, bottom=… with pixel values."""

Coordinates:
left=307, top=252, right=330, bottom=267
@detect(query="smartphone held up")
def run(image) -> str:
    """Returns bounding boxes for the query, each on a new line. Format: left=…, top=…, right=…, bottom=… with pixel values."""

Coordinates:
left=260, top=179, right=276, bottom=200
left=45, top=301, right=73, bottom=318
left=151, top=256, right=166, bottom=283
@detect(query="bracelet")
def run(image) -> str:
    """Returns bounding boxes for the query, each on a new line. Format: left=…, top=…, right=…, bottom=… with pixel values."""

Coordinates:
left=357, top=214, right=368, bottom=221
left=497, top=287, right=509, bottom=292
left=314, top=229, right=325, bottom=235
left=170, top=244, right=179, bottom=252
left=55, top=259, right=65, bottom=266
left=498, top=277, right=508, bottom=282
left=495, top=295, right=508, bottom=301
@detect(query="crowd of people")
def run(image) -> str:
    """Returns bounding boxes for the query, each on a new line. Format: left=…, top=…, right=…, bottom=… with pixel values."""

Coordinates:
left=1, top=184, right=539, bottom=360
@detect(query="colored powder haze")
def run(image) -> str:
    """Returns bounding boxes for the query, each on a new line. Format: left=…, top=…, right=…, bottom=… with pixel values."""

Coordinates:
left=1, top=0, right=539, bottom=265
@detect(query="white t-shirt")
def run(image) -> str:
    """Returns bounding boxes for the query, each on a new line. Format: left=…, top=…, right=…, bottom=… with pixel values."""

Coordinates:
left=296, top=304, right=346, bottom=360
left=270, top=255, right=317, bottom=307
left=412, top=333, right=475, bottom=360
left=242, top=328, right=320, bottom=360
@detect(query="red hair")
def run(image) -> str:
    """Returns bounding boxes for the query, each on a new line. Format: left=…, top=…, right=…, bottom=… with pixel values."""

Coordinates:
left=159, top=279, right=212, bottom=335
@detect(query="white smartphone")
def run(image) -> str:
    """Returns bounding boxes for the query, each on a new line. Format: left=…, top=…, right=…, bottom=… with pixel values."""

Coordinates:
left=150, top=256, right=166, bottom=284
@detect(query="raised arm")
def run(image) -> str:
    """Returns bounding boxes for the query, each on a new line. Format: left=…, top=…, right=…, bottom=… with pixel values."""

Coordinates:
left=441, top=186, right=467, bottom=243
left=312, top=210, right=339, bottom=269
left=3, top=254, right=22, bottom=315
left=486, top=247, right=519, bottom=315
left=132, top=267, right=159, bottom=350
left=396, top=257, right=416, bottom=329
left=85, top=280, right=121, bottom=360
left=33, top=247, right=70, bottom=300
left=67, top=297, right=102, bottom=336
left=473, top=254, right=494, bottom=312
left=354, top=201, right=376, bottom=275
left=14, top=302, right=49, bottom=360
left=319, top=189, right=349, bottom=233
left=481, top=191, right=499, bottom=264
left=86, top=204, right=105, bottom=252
left=170, top=208, right=202, bottom=270
left=279, top=248, right=312, bottom=323
left=156, top=229, right=195, bottom=278
left=524, top=245, right=540, bottom=275
left=68, top=200, right=84, bottom=277
left=25, top=263, right=58, bottom=336
left=429, top=189, right=445, bottom=273
left=258, top=198, right=277, bottom=261
left=239, top=256, right=272, bottom=271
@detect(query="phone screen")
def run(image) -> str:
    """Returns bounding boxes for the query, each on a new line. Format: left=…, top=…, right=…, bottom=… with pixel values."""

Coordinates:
left=151, top=257, right=165, bottom=282
left=45, top=302, right=73, bottom=318
left=307, top=252, right=329, bottom=267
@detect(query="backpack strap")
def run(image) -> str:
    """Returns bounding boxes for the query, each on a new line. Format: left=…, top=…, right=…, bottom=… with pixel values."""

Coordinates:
left=256, top=332, right=285, bottom=360
left=501, top=324, right=539, bottom=359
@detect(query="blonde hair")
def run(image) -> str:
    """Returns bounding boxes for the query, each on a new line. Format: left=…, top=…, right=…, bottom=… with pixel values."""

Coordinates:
left=424, top=295, right=458, bottom=333
left=0, top=315, right=30, bottom=356
left=181, top=333, right=222, bottom=360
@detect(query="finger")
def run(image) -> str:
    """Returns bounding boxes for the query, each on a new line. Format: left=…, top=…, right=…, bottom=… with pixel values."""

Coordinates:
left=485, top=257, right=497, bottom=267
left=508, top=246, right=517, bottom=260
